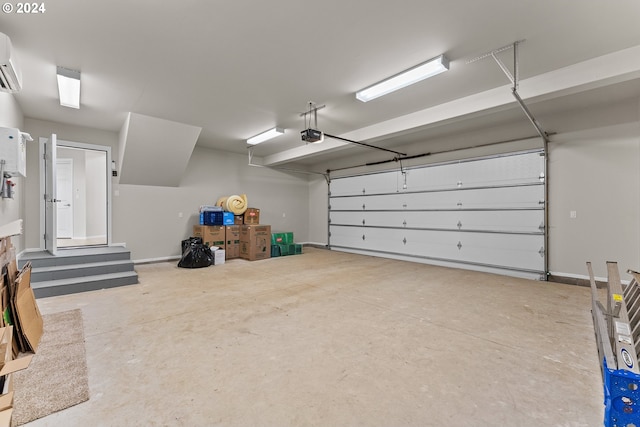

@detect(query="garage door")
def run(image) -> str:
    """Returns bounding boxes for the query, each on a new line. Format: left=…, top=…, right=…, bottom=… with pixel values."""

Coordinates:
left=328, top=150, right=547, bottom=280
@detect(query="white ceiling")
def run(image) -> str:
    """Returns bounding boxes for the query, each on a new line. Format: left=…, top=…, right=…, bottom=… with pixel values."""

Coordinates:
left=1, top=0, right=639, bottom=167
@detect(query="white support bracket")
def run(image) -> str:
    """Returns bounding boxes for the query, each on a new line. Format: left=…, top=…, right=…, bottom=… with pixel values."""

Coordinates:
left=469, top=41, right=549, bottom=143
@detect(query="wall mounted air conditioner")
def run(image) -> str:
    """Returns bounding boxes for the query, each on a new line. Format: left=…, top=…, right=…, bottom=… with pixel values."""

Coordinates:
left=0, top=32, right=22, bottom=93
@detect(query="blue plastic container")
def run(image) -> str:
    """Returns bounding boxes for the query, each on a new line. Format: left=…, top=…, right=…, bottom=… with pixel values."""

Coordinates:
left=223, top=212, right=235, bottom=225
left=200, top=211, right=223, bottom=225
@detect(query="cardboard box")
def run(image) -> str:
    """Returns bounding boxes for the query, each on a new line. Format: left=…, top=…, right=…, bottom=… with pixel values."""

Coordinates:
left=243, top=208, right=260, bottom=225
left=239, top=225, right=271, bottom=261
left=234, top=215, right=243, bottom=225
left=225, top=226, right=240, bottom=259
left=212, top=249, right=225, bottom=265
left=192, top=225, right=225, bottom=249
left=10, top=262, right=43, bottom=353
left=0, top=325, right=34, bottom=427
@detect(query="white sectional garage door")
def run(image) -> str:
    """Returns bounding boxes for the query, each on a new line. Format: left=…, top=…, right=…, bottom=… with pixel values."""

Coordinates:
left=328, top=150, right=547, bottom=280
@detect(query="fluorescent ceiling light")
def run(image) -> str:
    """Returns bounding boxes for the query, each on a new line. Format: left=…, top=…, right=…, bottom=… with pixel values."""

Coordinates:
left=356, top=54, right=449, bottom=102
left=56, top=66, right=81, bottom=109
left=247, top=127, right=284, bottom=145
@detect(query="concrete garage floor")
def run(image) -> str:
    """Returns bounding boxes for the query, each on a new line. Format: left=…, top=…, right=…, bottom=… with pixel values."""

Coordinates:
left=27, top=247, right=603, bottom=427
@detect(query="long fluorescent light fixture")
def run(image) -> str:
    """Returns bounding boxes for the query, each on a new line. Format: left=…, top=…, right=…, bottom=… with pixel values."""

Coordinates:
left=56, top=66, right=81, bottom=109
left=356, top=54, right=449, bottom=102
left=246, top=127, right=284, bottom=145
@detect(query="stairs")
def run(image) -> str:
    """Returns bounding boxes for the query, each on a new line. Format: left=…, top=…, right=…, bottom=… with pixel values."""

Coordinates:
left=18, top=246, right=138, bottom=298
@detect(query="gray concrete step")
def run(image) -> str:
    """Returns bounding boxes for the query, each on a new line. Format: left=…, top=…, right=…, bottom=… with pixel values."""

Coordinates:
left=32, top=271, right=139, bottom=298
left=18, top=246, right=132, bottom=269
left=30, top=260, right=135, bottom=282
left=19, top=246, right=138, bottom=298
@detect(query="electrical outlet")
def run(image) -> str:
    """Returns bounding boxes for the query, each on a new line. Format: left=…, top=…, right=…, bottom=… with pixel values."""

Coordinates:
left=178, top=212, right=183, bottom=218
left=570, top=210, right=577, bottom=219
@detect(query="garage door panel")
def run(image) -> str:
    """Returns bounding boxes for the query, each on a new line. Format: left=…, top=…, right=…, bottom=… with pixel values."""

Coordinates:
left=334, top=210, right=544, bottom=233
left=457, top=152, right=544, bottom=186
left=330, top=226, right=462, bottom=261
left=332, top=152, right=543, bottom=196
left=452, top=232, right=545, bottom=271
left=456, top=210, right=544, bottom=232
left=330, top=211, right=365, bottom=226
left=328, top=150, right=546, bottom=279
left=403, top=163, right=460, bottom=191
left=330, top=184, right=544, bottom=210
left=330, top=226, right=387, bottom=252
left=331, top=171, right=400, bottom=196
left=330, top=226, right=544, bottom=271
left=329, top=196, right=382, bottom=211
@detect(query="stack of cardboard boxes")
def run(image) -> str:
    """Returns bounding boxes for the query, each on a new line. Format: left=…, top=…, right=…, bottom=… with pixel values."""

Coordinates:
left=0, top=222, right=44, bottom=426
left=193, top=207, right=271, bottom=262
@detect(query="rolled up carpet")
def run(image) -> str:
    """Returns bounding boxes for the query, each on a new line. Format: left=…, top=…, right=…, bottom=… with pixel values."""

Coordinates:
left=215, top=196, right=227, bottom=209
left=216, top=194, right=248, bottom=215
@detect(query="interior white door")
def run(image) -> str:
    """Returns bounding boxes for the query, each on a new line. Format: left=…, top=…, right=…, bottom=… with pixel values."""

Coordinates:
left=44, top=134, right=58, bottom=255
left=56, top=158, right=73, bottom=239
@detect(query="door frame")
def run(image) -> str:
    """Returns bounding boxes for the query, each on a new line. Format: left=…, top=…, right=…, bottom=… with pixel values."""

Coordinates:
left=39, top=137, right=113, bottom=250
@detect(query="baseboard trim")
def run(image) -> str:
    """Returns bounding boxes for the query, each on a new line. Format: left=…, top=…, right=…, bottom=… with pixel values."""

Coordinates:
left=548, top=271, right=629, bottom=287
left=300, top=242, right=328, bottom=249
left=21, top=247, right=43, bottom=253
left=134, top=256, right=180, bottom=265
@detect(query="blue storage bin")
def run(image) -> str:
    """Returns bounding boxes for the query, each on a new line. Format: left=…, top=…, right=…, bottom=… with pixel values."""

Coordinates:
left=200, top=211, right=223, bottom=225
left=223, top=212, right=235, bottom=225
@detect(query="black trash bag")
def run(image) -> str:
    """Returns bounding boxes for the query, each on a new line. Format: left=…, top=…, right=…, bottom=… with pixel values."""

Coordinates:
left=181, top=237, right=203, bottom=254
left=178, top=241, right=212, bottom=268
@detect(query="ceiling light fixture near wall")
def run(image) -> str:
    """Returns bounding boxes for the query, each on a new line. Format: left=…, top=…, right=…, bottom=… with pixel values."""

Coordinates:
left=56, top=66, right=81, bottom=109
left=355, top=54, right=449, bottom=102
left=246, top=127, right=284, bottom=145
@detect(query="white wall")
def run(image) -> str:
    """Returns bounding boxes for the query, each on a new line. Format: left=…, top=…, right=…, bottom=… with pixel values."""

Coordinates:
left=113, top=146, right=309, bottom=261
left=0, top=92, right=24, bottom=252
left=23, top=118, right=310, bottom=261
left=308, top=176, right=328, bottom=245
left=548, top=122, right=640, bottom=279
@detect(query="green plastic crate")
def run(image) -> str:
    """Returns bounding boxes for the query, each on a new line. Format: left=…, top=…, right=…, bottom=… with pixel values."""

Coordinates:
left=277, top=243, right=290, bottom=256
left=270, top=245, right=281, bottom=257
left=294, top=244, right=303, bottom=255
left=271, top=232, right=294, bottom=245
